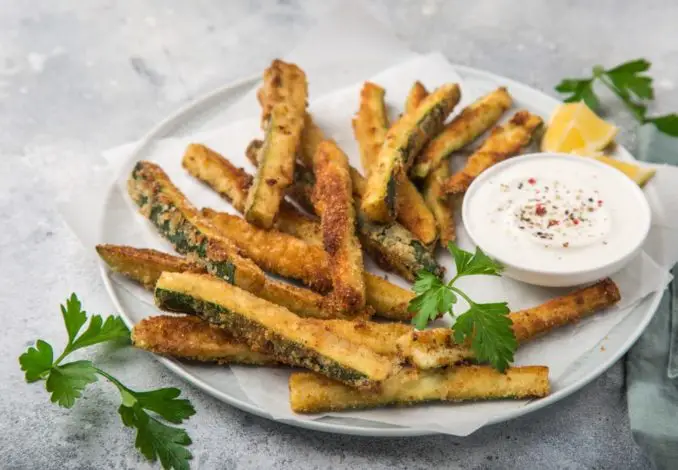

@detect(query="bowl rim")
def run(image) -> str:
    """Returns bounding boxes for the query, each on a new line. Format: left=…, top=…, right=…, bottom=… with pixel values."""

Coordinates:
left=461, top=152, right=652, bottom=277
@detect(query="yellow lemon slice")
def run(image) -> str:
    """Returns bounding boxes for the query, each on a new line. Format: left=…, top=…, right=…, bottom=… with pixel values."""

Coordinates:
left=570, top=149, right=656, bottom=186
left=593, top=155, right=656, bottom=186
left=541, top=102, right=618, bottom=153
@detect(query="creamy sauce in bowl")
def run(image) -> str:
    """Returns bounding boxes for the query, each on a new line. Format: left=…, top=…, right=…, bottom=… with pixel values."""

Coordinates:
left=463, top=154, right=651, bottom=278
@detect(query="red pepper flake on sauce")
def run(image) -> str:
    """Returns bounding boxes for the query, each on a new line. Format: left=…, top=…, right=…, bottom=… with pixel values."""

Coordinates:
left=548, top=219, right=559, bottom=228
left=573, top=219, right=580, bottom=225
left=528, top=177, right=536, bottom=185
left=535, top=204, right=547, bottom=216
left=598, top=200, right=603, bottom=207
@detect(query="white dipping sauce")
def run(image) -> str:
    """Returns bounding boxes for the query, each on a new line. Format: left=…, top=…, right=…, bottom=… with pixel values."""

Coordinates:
left=464, top=155, right=650, bottom=274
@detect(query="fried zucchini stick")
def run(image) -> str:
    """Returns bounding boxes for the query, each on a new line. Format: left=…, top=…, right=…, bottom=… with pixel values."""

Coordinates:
left=128, top=161, right=265, bottom=291
left=352, top=82, right=388, bottom=174
left=288, top=161, right=443, bottom=281
left=405, top=81, right=429, bottom=114
left=313, top=140, right=366, bottom=312
left=133, top=315, right=412, bottom=364
left=181, top=143, right=430, bottom=312
left=244, top=103, right=305, bottom=228
left=200, top=210, right=416, bottom=320
left=295, top=123, right=445, bottom=279
left=289, top=366, right=550, bottom=413
left=444, top=110, right=543, bottom=194
left=423, top=163, right=456, bottom=246
left=257, top=59, right=308, bottom=127
left=405, top=85, right=457, bottom=246
left=133, top=315, right=276, bottom=365
left=361, top=84, right=461, bottom=222
left=202, top=208, right=332, bottom=292
left=352, top=82, right=438, bottom=245
left=155, top=272, right=395, bottom=389
left=97, top=244, right=367, bottom=320
left=246, top=139, right=443, bottom=282
left=397, top=278, right=621, bottom=369
left=96, top=244, right=205, bottom=289
left=245, top=60, right=307, bottom=228
left=182, top=143, right=322, bottom=246
left=412, top=87, right=513, bottom=179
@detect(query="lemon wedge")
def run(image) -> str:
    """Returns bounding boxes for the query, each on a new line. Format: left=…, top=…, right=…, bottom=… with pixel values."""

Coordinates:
left=593, top=155, right=656, bottom=186
left=570, top=149, right=656, bottom=186
left=541, top=102, right=618, bottom=153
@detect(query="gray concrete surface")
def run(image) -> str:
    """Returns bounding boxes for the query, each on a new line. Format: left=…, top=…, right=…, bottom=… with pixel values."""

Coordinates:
left=3, top=1, right=677, bottom=468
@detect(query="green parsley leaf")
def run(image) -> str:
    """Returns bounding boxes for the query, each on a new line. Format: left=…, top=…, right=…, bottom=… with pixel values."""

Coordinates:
left=70, top=315, right=130, bottom=352
left=448, top=243, right=504, bottom=277
left=555, top=79, right=600, bottom=111
left=555, top=58, right=677, bottom=137
left=647, top=114, right=678, bottom=137
left=46, top=360, right=98, bottom=408
left=19, top=339, right=54, bottom=382
left=453, top=302, right=516, bottom=372
left=606, top=58, right=651, bottom=75
left=407, top=244, right=516, bottom=371
left=129, top=387, right=196, bottom=425
left=19, top=293, right=195, bottom=469
left=120, top=404, right=193, bottom=470
left=61, top=293, right=87, bottom=344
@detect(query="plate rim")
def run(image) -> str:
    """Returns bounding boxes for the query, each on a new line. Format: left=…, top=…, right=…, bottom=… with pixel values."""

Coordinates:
left=99, top=63, right=663, bottom=437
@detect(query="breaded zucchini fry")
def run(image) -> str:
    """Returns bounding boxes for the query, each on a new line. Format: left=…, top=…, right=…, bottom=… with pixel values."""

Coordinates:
left=313, top=140, right=366, bottom=312
left=95, top=244, right=205, bottom=289
left=422, top=163, right=456, bottom=246
left=405, top=81, right=429, bottom=114
left=246, top=60, right=307, bottom=227
left=299, top=119, right=445, bottom=268
left=181, top=143, right=421, bottom=318
left=289, top=365, right=550, bottom=413
left=293, top=162, right=444, bottom=281
left=352, top=82, right=388, bottom=173
left=444, top=110, right=543, bottom=194
left=202, top=208, right=332, bottom=293
left=361, top=84, right=461, bottom=222
left=315, top=319, right=411, bottom=357
left=257, top=59, right=308, bottom=128
left=133, top=315, right=276, bottom=365
left=182, top=143, right=323, bottom=246
left=134, top=315, right=411, bottom=366
left=397, top=278, right=621, bottom=369
left=201, top=209, right=415, bottom=320
left=412, top=87, right=513, bottom=179
left=97, top=244, right=365, bottom=320
left=244, top=103, right=305, bottom=228
left=155, top=272, right=395, bottom=389
left=128, top=161, right=265, bottom=291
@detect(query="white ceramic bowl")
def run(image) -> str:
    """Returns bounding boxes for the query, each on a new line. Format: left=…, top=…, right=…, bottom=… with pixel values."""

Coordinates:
left=461, top=153, right=652, bottom=287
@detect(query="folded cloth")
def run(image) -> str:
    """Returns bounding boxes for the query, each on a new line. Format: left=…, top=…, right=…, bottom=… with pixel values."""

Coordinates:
left=627, top=123, right=678, bottom=469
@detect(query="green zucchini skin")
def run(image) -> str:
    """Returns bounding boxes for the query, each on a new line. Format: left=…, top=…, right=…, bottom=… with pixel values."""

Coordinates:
left=153, top=273, right=393, bottom=389
left=128, top=161, right=265, bottom=290
left=361, top=84, right=461, bottom=223
left=356, top=213, right=443, bottom=281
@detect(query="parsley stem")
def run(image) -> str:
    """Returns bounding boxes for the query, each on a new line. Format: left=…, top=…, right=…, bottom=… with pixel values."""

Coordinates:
left=596, top=74, right=646, bottom=122
left=53, top=347, right=72, bottom=367
left=449, top=285, right=475, bottom=309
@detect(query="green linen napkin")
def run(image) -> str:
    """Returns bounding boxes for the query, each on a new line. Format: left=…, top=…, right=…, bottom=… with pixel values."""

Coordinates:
left=626, top=124, right=678, bottom=469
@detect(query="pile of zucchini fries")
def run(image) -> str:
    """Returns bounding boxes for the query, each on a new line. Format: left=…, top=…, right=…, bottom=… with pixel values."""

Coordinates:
left=97, top=60, right=622, bottom=414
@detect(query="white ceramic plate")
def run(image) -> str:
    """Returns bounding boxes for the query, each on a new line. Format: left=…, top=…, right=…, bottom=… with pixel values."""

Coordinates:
left=99, top=65, right=662, bottom=436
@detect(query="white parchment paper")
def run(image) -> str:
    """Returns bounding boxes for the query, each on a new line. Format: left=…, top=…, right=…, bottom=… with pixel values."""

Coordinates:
left=59, top=4, right=678, bottom=435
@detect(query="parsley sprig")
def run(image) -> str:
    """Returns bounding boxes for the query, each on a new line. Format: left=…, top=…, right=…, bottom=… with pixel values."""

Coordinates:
left=19, top=294, right=195, bottom=470
left=408, top=244, right=517, bottom=372
left=555, top=58, right=678, bottom=137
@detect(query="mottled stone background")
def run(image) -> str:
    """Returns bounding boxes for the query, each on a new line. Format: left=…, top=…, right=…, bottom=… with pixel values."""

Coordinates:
left=2, top=1, right=676, bottom=468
